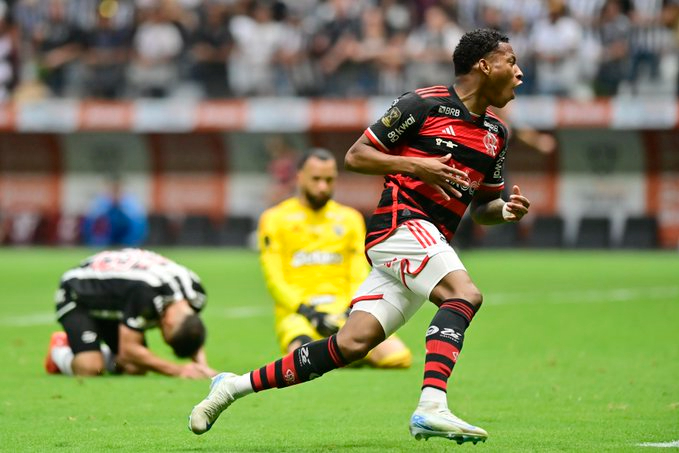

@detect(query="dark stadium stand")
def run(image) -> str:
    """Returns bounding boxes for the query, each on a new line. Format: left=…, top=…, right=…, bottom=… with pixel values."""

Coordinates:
left=620, top=216, right=659, bottom=249
left=526, top=215, right=565, bottom=248
left=574, top=217, right=612, bottom=249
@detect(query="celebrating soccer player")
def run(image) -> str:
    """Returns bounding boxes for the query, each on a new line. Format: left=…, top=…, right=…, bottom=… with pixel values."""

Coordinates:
left=189, top=28, right=530, bottom=444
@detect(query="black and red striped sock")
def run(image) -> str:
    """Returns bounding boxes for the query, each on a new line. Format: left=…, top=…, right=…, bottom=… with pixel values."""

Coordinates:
left=250, top=334, right=347, bottom=392
left=422, top=298, right=479, bottom=392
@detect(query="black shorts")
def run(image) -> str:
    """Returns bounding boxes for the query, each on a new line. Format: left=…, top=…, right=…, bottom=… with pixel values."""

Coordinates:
left=59, top=306, right=121, bottom=355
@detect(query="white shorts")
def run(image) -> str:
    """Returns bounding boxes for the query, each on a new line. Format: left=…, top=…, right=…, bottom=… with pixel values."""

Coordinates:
left=351, top=220, right=466, bottom=337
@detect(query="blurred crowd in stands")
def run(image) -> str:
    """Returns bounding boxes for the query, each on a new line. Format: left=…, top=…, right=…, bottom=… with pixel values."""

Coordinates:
left=1, top=0, right=679, bottom=101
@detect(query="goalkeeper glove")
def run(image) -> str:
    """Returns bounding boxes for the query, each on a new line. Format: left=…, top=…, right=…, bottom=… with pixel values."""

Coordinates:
left=297, top=304, right=342, bottom=337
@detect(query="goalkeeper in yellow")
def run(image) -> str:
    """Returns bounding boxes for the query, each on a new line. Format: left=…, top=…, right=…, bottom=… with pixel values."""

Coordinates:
left=258, top=148, right=412, bottom=368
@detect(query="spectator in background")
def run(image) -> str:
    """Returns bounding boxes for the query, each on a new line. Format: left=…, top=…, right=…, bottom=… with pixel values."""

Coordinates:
left=32, top=0, right=82, bottom=97
left=311, top=0, right=362, bottom=96
left=82, top=175, right=148, bottom=247
left=188, top=1, right=232, bottom=98
left=127, top=3, right=184, bottom=98
left=627, top=0, right=672, bottom=94
left=81, top=2, right=132, bottom=99
left=594, top=0, right=632, bottom=96
left=531, top=0, right=583, bottom=96
left=228, top=0, right=288, bottom=96
left=405, top=5, right=464, bottom=88
left=0, top=0, right=18, bottom=101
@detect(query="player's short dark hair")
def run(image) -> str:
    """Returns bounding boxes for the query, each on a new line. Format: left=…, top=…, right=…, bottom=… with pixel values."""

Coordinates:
left=453, top=28, right=509, bottom=76
left=297, top=148, right=335, bottom=170
left=167, top=313, right=206, bottom=358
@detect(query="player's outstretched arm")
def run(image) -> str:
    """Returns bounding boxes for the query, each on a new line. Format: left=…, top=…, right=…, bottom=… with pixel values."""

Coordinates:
left=117, top=324, right=209, bottom=378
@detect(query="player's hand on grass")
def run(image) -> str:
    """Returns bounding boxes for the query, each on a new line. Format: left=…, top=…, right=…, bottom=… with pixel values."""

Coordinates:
left=412, top=154, right=470, bottom=201
left=179, top=363, right=213, bottom=379
left=297, top=304, right=343, bottom=337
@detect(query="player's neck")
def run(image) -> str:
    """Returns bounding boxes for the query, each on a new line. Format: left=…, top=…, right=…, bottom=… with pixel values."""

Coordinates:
left=453, top=79, right=489, bottom=117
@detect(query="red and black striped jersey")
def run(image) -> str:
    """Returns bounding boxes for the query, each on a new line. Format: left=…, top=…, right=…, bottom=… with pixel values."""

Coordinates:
left=364, top=85, right=509, bottom=248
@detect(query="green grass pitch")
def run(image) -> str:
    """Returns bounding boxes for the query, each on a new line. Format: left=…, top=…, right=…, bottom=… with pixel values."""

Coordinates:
left=0, top=248, right=677, bottom=452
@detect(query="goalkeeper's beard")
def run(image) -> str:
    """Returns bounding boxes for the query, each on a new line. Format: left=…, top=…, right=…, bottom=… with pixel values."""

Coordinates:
left=304, top=190, right=331, bottom=211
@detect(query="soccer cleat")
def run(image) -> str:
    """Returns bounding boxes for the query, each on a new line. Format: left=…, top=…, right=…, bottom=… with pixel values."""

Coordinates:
left=409, top=402, right=488, bottom=444
left=44, top=331, right=69, bottom=374
left=189, top=372, right=239, bottom=434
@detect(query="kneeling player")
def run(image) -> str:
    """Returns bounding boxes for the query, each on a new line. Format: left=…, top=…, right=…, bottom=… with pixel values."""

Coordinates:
left=259, top=148, right=412, bottom=368
left=45, top=248, right=216, bottom=378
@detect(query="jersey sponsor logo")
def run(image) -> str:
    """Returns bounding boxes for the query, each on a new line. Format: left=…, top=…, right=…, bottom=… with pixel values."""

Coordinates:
left=291, top=251, right=342, bottom=267
left=435, top=137, right=458, bottom=150
left=126, top=316, right=146, bottom=329
left=441, top=125, right=456, bottom=136
left=483, top=120, right=499, bottom=133
left=387, top=114, right=416, bottom=143
left=449, top=178, right=480, bottom=196
left=493, top=149, right=507, bottom=180
left=81, top=330, right=98, bottom=344
left=284, top=368, right=296, bottom=385
left=440, top=327, right=462, bottom=341
left=438, top=106, right=461, bottom=117
left=299, top=346, right=310, bottom=366
left=381, top=106, right=402, bottom=127
left=484, top=131, right=499, bottom=156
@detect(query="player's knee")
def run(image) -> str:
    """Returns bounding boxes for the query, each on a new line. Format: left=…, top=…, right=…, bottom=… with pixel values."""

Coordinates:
left=464, top=288, right=483, bottom=310
left=337, top=335, right=374, bottom=363
left=72, top=354, right=105, bottom=376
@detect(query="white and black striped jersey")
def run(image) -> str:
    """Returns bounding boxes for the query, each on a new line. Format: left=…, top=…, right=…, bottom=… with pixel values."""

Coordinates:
left=55, top=249, right=206, bottom=331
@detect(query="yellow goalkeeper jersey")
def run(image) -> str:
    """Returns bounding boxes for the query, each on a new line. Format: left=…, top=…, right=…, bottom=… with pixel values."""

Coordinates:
left=258, top=197, right=368, bottom=323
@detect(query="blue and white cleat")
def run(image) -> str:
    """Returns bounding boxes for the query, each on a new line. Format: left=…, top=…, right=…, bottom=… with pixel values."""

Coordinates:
left=189, top=372, right=238, bottom=434
left=409, top=403, right=488, bottom=445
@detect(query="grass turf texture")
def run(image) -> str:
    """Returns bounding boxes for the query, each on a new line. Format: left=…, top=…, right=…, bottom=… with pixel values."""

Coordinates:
left=0, top=248, right=677, bottom=452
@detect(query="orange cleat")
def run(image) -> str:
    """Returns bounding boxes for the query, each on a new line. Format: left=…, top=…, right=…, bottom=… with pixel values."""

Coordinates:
left=44, top=331, right=69, bottom=374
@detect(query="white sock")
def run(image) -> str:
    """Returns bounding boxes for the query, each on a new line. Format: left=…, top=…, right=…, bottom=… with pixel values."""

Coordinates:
left=232, top=373, right=254, bottom=397
left=418, top=387, right=447, bottom=407
left=51, top=346, right=74, bottom=376
left=100, top=343, right=116, bottom=373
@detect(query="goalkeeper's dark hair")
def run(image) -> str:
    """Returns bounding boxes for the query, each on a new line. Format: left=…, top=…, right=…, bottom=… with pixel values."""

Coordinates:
left=297, top=147, right=335, bottom=170
left=167, top=313, right=206, bottom=358
left=453, top=28, right=509, bottom=76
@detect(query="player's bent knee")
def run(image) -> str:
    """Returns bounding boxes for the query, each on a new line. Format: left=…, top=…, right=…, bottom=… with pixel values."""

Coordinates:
left=337, top=336, right=373, bottom=363
left=72, top=352, right=105, bottom=376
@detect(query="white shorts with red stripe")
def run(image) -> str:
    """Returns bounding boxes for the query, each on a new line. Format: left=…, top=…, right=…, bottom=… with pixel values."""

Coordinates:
left=351, top=220, right=466, bottom=337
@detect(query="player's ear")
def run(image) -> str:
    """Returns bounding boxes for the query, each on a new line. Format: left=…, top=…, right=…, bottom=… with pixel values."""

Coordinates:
left=478, top=58, right=491, bottom=76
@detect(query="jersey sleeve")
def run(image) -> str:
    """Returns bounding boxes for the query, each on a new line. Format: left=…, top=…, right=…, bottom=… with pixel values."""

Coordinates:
left=365, top=91, right=429, bottom=153
left=257, top=208, right=304, bottom=312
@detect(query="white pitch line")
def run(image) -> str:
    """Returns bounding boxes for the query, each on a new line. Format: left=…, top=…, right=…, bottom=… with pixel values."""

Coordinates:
left=485, top=286, right=679, bottom=306
left=2, top=286, right=677, bottom=327
left=637, top=440, right=679, bottom=448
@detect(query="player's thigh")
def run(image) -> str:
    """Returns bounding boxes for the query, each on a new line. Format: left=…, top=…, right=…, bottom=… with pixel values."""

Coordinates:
left=351, top=266, right=425, bottom=338
left=276, top=313, right=321, bottom=353
left=60, top=309, right=108, bottom=375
